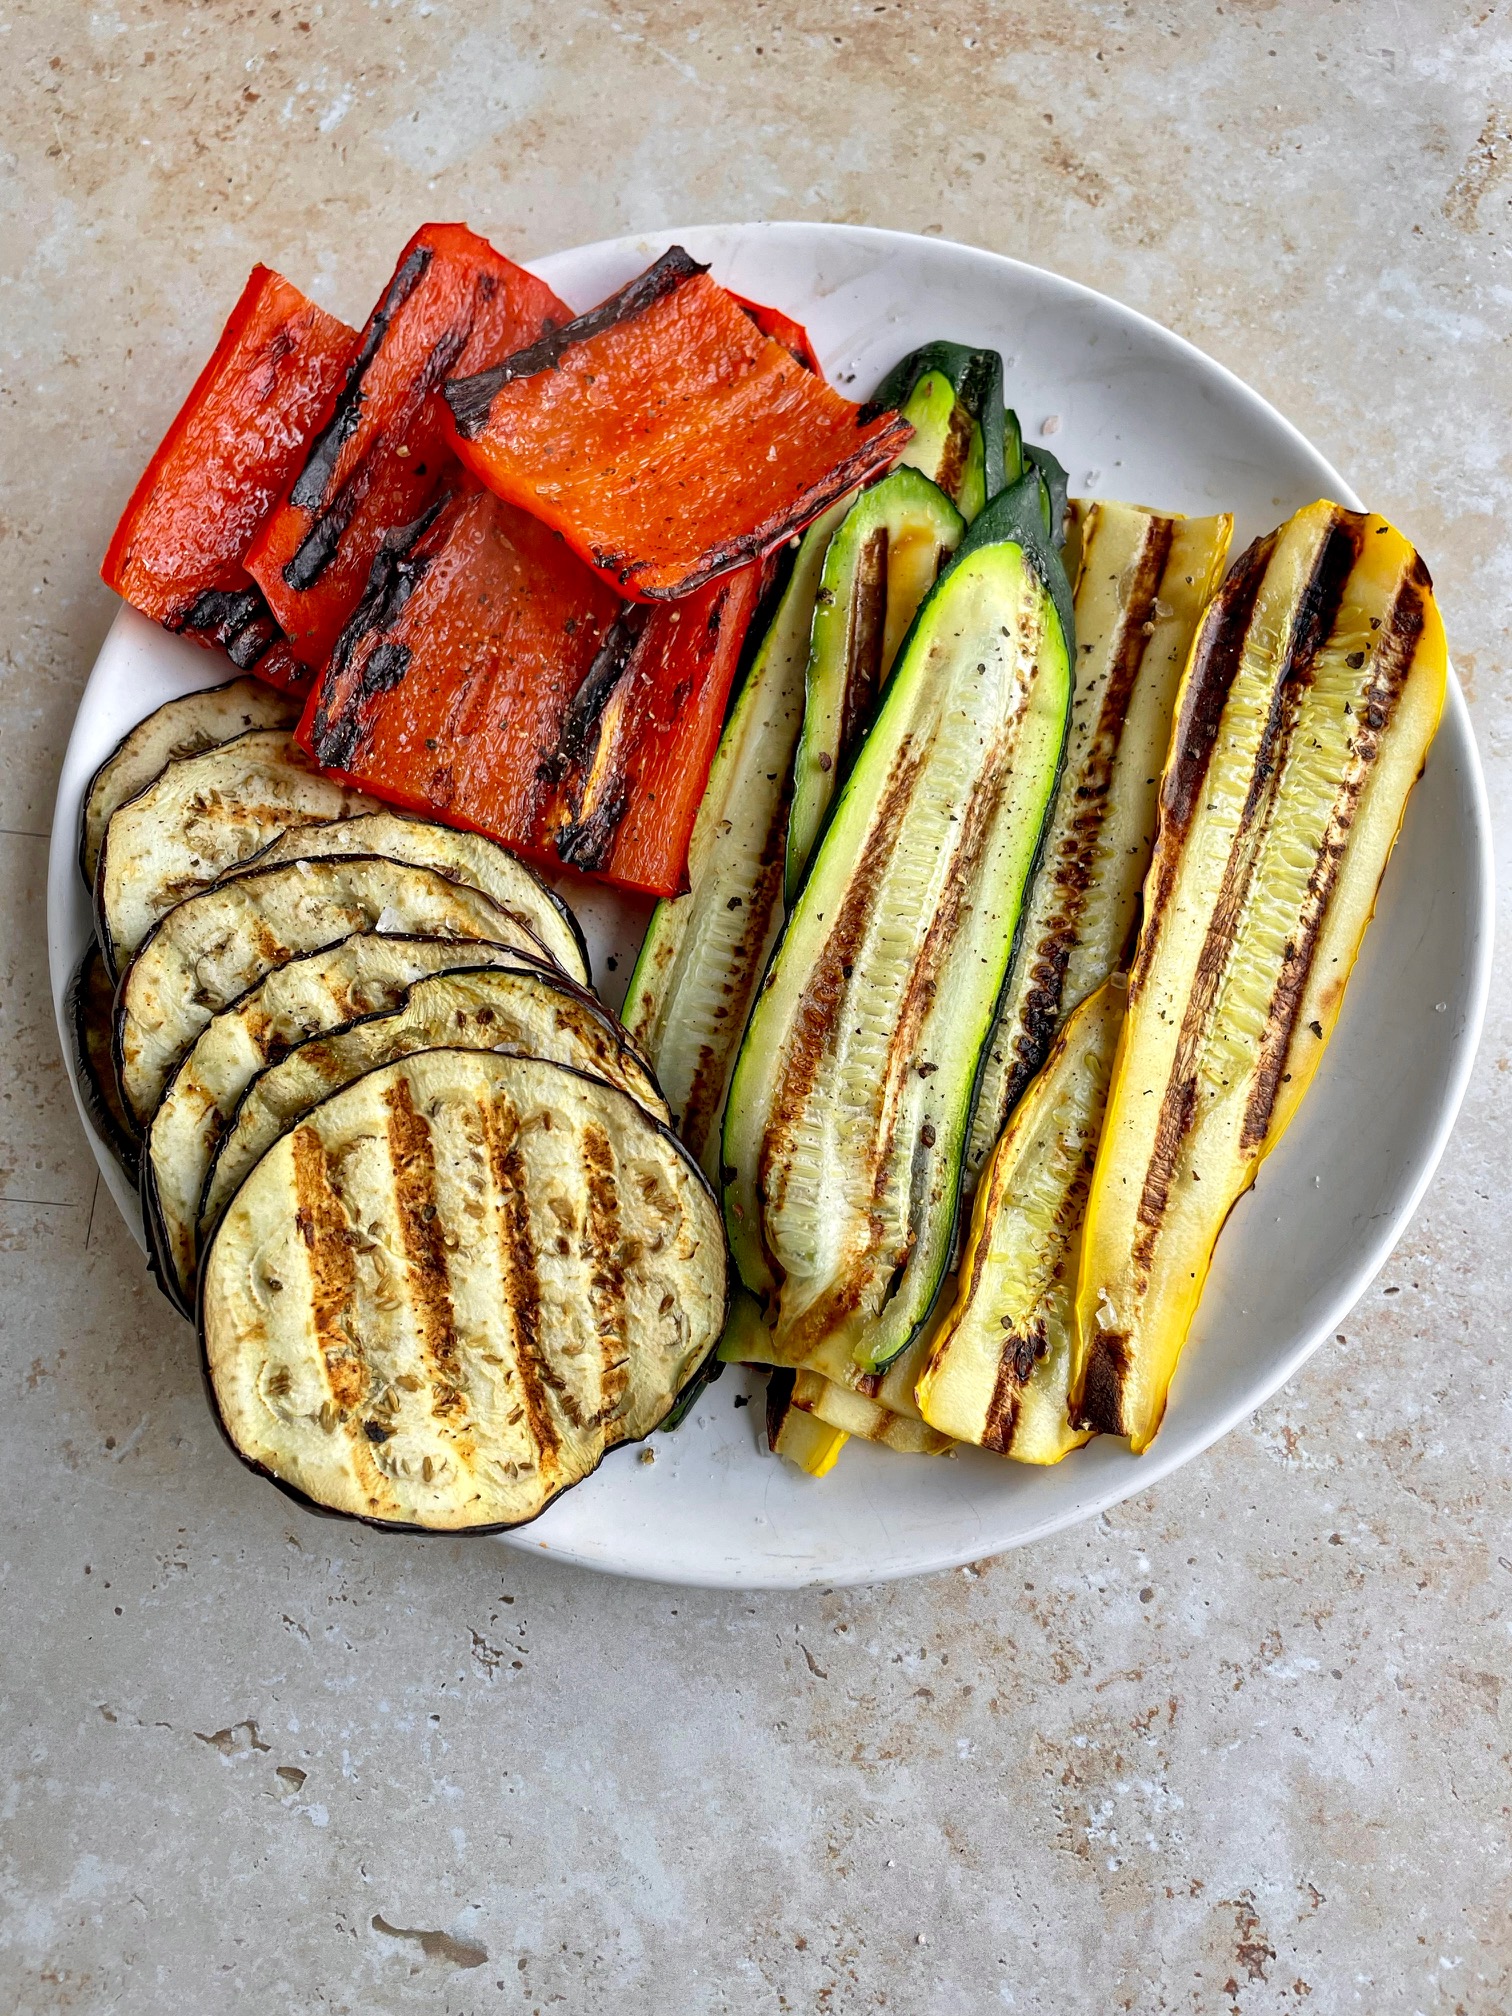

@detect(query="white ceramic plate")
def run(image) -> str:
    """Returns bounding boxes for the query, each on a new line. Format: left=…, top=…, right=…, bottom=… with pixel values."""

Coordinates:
left=49, top=223, right=1493, bottom=1589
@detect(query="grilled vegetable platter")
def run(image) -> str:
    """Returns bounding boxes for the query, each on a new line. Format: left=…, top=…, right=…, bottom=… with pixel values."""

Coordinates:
left=56, top=220, right=1468, bottom=1567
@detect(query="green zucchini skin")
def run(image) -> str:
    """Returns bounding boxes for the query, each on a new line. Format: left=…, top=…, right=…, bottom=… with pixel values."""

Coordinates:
left=722, top=480, right=1075, bottom=1375
left=863, top=340, right=1007, bottom=518
left=784, top=467, right=965, bottom=904
left=622, top=496, right=852, bottom=1175
left=1025, top=444, right=1070, bottom=548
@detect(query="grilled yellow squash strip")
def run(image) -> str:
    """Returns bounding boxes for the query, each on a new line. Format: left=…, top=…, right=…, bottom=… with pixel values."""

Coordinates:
left=966, top=502, right=1232, bottom=1189
left=1073, top=501, right=1447, bottom=1451
left=766, top=1373, right=850, bottom=1476
left=790, top=1370, right=952, bottom=1455
left=917, top=979, right=1122, bottom=1462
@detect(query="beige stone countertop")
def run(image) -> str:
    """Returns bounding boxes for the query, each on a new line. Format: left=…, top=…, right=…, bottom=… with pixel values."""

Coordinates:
left=2, top=2, right=1508, bottom=2010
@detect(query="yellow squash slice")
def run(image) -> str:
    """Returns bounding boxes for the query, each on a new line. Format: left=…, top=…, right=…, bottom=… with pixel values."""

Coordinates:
left=966, top=501, right=1232, bottom=1188
left=1073, top=501, right=1447, bottom=1451
left=917, top=979, right=1123, bottom=1462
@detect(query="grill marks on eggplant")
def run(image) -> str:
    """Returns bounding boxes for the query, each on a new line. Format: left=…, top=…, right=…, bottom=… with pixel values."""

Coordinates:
left=203, top=1053, right=726, bottom=1530
left=79, top=679, right=303, bottom=890
left=1074, top=502, right=1448, bottom=1450
left=95, top=730, right=377, bottom=976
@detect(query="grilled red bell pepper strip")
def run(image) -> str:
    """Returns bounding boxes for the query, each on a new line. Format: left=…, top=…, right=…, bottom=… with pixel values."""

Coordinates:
left=101, top=265, right=357, bottom=689
left=246, top=223, right=569, bottom=669
left=297, top=491, right=768, bottom=898
left=443, top=246, right=911, bottom=601
left=533, top=561, right=770, bottom=895
left=731, top=292, right=821, bottom=373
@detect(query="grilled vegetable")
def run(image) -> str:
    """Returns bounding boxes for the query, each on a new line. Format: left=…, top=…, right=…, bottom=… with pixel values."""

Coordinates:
left=115, top=856, right=551, bottom=1128
left=787, top=1369, right=952, bottom=1455
left=101, top=265, right=357, bottom=691
left=965, top=501, right=1233, bottom=1189
left=95, top=730, right=375, bottom=977
left=785, top=467, right=965, bottom=897
left=445, top=246, right=912, bottom=600
left=79, top=678, right=302, bottom=890
left=66, top=942, right=138, bottom=1179
left=731, top=294, right=821, bottom=373
left=145, top=936, right=541, bottom=1311
left=918, top=979, right=1121, bottom=1461
left=238, top=811, right=588, bottom=985
left=1074, top=502, right=1448, bottom=1452
left=863, top=340, right=1013, bottom=521
left=722, top=475, right=1074, bottom=1373
left=197, top=963, right=670, bottom=1282
left=201, top=1050, right=726, bottom=1531
left=299, top=488, right=767, bottom=899
left=765, top=1369, right=848, bottom=1476
left=622, top=496, right=854, bottom=1173
left=246, top=224, right=568, bottom=666
left=1026, top=445, right=1071, bottom=549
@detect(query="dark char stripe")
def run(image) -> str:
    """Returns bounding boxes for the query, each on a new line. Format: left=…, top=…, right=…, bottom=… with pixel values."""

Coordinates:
left=384, top=1077, right=469, bottom=1429
left=483, top=1097, right=561, bottom=1475
left=1238, top=555, right=1426, bottom=1150
left=1130, top=509, right=1363, bottom=1286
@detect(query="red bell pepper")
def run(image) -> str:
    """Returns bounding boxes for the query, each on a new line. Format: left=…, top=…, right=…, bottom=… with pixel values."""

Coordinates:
left=443, top=245, right=911, bottom=601
left=297, top=489, right=767, bottom=898
left=246, top=224, right=569, bottom=669
left=101, top=265, right=357, bottom=689
left=731, top=292, right=821, bottom=373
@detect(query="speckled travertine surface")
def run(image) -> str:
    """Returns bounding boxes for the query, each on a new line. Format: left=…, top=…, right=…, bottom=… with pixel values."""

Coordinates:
left=2, top=2, right=1509, bottom=2009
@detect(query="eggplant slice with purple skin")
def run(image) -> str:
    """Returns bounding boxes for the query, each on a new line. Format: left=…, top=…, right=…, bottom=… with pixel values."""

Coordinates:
left=199, top=1048, right=726, bottom=1532
left=67, top=940, right=139, bottom=1180
left=234, top=809, right=589, bottom=987
left=95, top=729, right=377, bottom=977
left=78, top=676, right=302, bottom=892
left=115, top=855, right=557, bottom=1131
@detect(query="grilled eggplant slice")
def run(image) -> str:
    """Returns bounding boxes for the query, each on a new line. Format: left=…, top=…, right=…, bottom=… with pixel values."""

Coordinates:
left=67, top=941, right=139, bottom=1178
left=145, top=936, right=543, bottom=1311
left=722, top=476, right=1074, bottom=1374
left=785, top=468, right=966, bottom=899
left=200, top=1049, right=726, bottom=1532
left=918, top=979, right=1121, bottom=1461
left=965, top=501, right=1233, bottom=1189
left=96, top=729, right=375, bottom=975
left=1074, top=502, right=1448, bottom=1452
left=198, top=962, right=669, bottom=1280
left=79, top=678, right=302, bottom=890
left=116, top=856, right=552, bottom=1129
left=863, top=341, right=1013, bottom=522
left=238, top=811, right=588, bottom=985
left=622, top=496, right=852, bottom=1173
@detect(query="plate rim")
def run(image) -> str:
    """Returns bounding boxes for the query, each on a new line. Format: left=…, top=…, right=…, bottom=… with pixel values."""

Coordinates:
left=47, top=220, right=1496, bottom=1589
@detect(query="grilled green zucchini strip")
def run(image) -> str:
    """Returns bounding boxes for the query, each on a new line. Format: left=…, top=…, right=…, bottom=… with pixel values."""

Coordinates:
left=79, top=677, right=301, bottom=890
left=201, top=1050, right=726, bottom=1532
left=622, top=497, right=852, bottom=1174
left=95, top=730, right=376, bottom=976
left=239, top=811, right=588, bottom=986
left=116, top=856, right=551, bottom=1128
left=198, top=963, right=668, bottom=1269
left=723, top=477, right=1074, bottom=1374
left=918, top=978, right=1122, bottom=1461
left=1074, top=501, right=1448, bottom=1452
left=145, top=938, right=548, bottom=1311
left=785, top=468, right=965, bottom=899
left=864, top=340, right=1014, bottom=520
left=966, top=501, right=1233, bottom=1189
